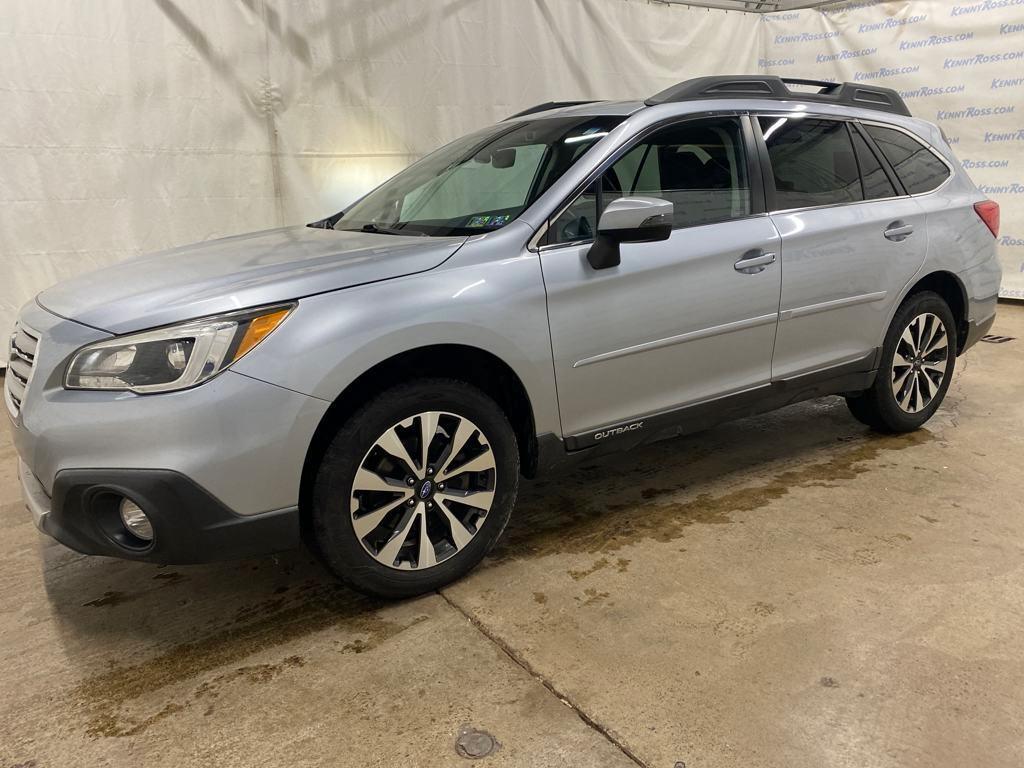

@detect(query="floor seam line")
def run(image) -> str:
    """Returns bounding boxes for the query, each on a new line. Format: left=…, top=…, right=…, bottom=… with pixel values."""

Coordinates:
left=438, top=590, right=649, bottom=768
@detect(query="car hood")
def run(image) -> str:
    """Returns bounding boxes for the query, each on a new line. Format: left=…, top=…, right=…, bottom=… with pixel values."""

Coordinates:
left=38, top=226, right=466, bottom=334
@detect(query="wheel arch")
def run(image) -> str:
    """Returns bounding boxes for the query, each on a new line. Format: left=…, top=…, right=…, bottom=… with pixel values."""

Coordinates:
left=898, top=270, right=969, bottom=354
left=298, top=344, right=539, bottom=542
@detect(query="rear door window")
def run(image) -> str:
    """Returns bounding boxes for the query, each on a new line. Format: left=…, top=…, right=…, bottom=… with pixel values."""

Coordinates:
left=851, top=128, right=898, bottom=200
left=863, top=125, right=951, bottom=195
left=759, top=116, right=862, bottom=210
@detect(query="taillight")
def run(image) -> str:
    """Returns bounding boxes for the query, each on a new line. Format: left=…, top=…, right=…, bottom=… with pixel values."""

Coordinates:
left=974, top=200, right=1000, bottom=237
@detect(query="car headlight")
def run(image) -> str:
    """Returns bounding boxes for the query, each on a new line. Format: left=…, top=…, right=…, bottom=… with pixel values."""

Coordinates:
left=65, top=304, right=294, bottom=393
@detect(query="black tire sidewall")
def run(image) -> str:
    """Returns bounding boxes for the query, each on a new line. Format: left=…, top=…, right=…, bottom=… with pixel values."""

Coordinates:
left=871, top=291, right=957, bottom=431
left=311, top=379, right=519, bottom=598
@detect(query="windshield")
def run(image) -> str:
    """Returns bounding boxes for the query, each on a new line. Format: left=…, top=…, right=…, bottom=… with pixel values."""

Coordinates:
left=334, top=115, right=624, bottom=237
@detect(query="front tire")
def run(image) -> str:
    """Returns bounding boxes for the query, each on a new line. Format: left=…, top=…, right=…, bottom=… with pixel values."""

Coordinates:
left=311, top=379, right=519, bottom=598
left=845, top=290, right=957, bottom=433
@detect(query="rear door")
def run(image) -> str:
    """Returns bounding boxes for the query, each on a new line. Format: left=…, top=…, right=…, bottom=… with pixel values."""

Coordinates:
left=757, top=115, right=929, bottom=379
left=539, top=115, right=782, bottom=441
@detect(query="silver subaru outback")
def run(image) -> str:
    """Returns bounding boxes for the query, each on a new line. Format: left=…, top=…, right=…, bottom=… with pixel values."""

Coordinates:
left=7, top=76, right=1001, bottom=597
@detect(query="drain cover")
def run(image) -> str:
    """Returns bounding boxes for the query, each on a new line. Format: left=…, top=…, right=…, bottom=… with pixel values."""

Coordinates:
left=981, top=334, right=1015, bottom=344
left=456, top=726, right=498, bottom=759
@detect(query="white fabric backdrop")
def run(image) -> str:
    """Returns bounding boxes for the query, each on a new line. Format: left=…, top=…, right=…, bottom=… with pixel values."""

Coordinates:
left=1, top=0, right=1020, bottom=366
left=0, top=0, right=761, bottom=362
left=760, top=0, right=1024, bottom=299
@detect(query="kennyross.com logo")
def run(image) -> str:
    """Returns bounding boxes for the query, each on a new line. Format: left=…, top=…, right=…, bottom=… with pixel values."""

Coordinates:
left=854, top=65, right=919, bottom=82
left=774, top=30, right=839, bottom=44
left=900, top=84, right=966, bottom=99
left=983, top=128, right=1024, bottom=142
left=979, top=183, right=1024, bottom=194
left=944, top=51, right=1024, bottom=69
left=1000, top=235, right=1024, bottom=248
left=858, top=14, right=927, bottom=32
left=900, top=32, right=973, bottom=50
left=951, top=0, right=1024, bottom=16
left=817, top=47, right=877, bottom=63
left=992, top=76, right=1024, bottom=89
left=962, top=157, right=1011, bottom=167
left=821, top=0, right=883, bottom=14
left=962, top=159, right=1011, bottom=169
left=937, top=105, right=1016, bottom=120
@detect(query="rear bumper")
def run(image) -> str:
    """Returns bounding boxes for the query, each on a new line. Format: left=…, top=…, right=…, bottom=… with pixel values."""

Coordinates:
left=21, top=461, right=299, bottom=564
left=962, top=312, right=996, bottom=354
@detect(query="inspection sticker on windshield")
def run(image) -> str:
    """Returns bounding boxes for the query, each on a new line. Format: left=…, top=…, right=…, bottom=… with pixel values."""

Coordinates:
left=468, top=214, right=510, bottom=228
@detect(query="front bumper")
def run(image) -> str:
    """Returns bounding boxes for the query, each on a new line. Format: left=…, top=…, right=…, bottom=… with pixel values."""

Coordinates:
left=9, top=300, right=330, bottom=564
left=20, top=460, right=299, bottom=563
left=19, top=458, right=50, bottom=530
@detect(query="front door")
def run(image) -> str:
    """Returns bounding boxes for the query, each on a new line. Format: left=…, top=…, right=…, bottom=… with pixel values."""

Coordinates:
left=539, top=116, right=782, bottom=441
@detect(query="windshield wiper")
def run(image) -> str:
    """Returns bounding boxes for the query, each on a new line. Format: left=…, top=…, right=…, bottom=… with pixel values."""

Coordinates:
left=350, top=223, right=424, bottom=236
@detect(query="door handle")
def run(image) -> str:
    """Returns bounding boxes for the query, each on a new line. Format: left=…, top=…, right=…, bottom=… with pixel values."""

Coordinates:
left=884, top=221, right=914, bottom=242
left=734, top=250, right=777, bottom=274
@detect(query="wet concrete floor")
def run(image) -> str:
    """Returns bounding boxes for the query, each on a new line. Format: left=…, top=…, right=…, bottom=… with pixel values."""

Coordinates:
left=2, top=304, right=1022, bottom=767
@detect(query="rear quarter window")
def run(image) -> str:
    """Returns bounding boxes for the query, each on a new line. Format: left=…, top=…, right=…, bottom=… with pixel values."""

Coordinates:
left=863, top=125, right=951, bottom=195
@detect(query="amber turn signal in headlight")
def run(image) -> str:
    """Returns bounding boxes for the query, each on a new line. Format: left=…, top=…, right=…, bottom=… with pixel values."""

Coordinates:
left=233, top=308, right=292, bottom=361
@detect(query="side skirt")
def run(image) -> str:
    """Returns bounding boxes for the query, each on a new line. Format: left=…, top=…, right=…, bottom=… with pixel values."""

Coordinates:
left=535, top=349, right=879, bottom=474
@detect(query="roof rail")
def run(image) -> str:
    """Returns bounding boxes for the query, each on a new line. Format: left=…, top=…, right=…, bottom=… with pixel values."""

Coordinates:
left=504, top=101, right=601, bottom=120
left=645, top=75, right=911, bottom=117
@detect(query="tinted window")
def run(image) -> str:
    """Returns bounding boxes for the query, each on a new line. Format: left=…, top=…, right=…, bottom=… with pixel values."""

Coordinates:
left=851, top=128, right=898, bottom=200
left=550, top=117, right=751, bottom=243
left=864, top=125, right=950, bottom=195
left=760, top=117, right=862, bottom=209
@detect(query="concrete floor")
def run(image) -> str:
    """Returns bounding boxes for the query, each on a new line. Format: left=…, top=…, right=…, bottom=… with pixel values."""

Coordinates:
left=2, top=304, right=1023, bottom=768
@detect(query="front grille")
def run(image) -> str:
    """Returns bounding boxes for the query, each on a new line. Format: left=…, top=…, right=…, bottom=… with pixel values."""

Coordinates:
left=5, top=323, right=39, bottom=418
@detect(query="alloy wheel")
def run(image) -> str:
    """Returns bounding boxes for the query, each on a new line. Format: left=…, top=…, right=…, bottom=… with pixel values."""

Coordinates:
left=891, top=312, right=949, bottom=414
left=350, top=411, right=496, bottom=570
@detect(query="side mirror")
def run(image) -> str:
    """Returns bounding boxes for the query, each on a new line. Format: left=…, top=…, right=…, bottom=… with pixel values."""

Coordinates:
left=587, top=197, right=673, bottom=270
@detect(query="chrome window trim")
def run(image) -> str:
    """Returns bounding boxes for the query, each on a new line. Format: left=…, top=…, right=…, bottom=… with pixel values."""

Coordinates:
left=533, top=211, right=772, bottom=254
left=763, top=197, right=906, bottom=217
left=753, top=112, right=955, bottom=214
left=527, top=109, right=957, bottom=252
left=528, top=221, right=552, bottom=252
left=857, top=118, right=956, bottom=199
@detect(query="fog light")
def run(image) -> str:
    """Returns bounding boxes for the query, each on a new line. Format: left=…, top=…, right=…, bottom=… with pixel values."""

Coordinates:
left=119, top=498, right=153, bottom=542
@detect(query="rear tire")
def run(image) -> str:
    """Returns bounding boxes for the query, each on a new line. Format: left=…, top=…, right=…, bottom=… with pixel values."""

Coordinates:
left=845, top=291, right=956, bottom=433
left=311, top=379, right=519, bottom=599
